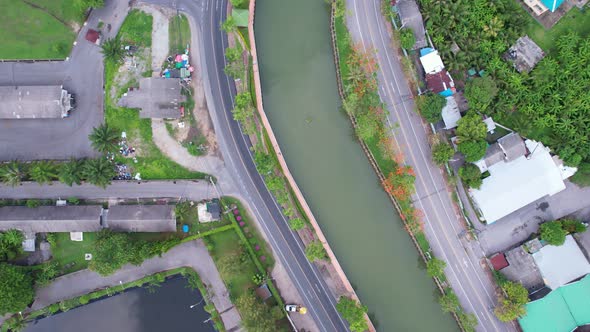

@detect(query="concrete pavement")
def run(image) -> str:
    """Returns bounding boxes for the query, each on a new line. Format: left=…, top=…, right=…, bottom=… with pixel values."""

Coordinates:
left=31, top=240, right=241, bottom=331
left=345, top=1, right=517, bottom=331
left=0, top=0, right=129, bottom=161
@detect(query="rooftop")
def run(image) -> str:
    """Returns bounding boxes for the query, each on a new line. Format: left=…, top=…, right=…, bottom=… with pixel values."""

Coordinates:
left=441, top=96, right=461, bottom=129
left=419, top=48, right=444, bottom=74
left=0, top=206, right=103, bottom=233
left=232, top=8, right=249, bottom=27
left=542, top=0, right=565, bottom=12
left=117, top=78, right=185, bottom=119
left=471, top=140, right=572, bottom=223
left=425, top=70, right=455, bottom=96
left=105, top=205, right=176, bottom=232
left=519, top=274, right=590, bottom=332
left=490, top=253, right=509, bottom=270
left=507, top=36, right=545, bottom=73
left=532, top=235, right=590, bottom=290
left=396, top=0, right=427, bottom=49
left=0, top=86, right=71, bottom=119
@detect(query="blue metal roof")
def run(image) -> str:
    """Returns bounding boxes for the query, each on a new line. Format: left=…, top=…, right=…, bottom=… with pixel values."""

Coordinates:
left=542, top=0, right=564, bottom=12
left=420, top=48, right=435, bottom=57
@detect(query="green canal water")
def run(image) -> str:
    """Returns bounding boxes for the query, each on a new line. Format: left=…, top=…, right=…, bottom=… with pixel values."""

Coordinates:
left=254, top=0, right=457, bottom=330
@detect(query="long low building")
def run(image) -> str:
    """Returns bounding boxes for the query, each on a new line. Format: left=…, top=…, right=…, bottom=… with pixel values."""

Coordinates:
left=0, top=85, right=72, bottom=119
left=0, top=205, right=176, bottom=233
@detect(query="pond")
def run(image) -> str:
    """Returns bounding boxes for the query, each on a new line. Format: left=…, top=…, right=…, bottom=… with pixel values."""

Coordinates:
left=25, top=277, right=215, bottom=332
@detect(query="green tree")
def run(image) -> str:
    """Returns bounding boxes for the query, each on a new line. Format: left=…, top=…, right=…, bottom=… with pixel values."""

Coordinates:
left=252, top=273, right=265, bottom=285
left=221, top=16, right=237, bottom=33
left=0, top=263, right=35, bottom=315
left=224, top=62, right=245, bottom=78
left=459, top=163, right=483, bottom=189
left=230, top=0, right=246, bottom=8
left=399, top=28, right=416, bottom=50
left=355, top=113, right=378, bottom=141
left=426, top=257, right=446, bottom=278
left=234, top=292, right=276, bottom=332
left=83, top=158, right=115, bottom=188
left=305, top=240, right=328, bottom=262
left=89, top=124, right=120, bottom=154
left=458, top=140, right=487, bottom=162
left=456, top=111, right=487, bottom=142
left=417, top=93, right=446, bottom=123
left=439, top=290, right=460, bottom=313
left=0, top=230, right=24, bottom=261
left=342, top=92, right=360, bottom=115
left=288, top=218, right=305, bottom=231
left=4, top=315, right=27, bottom=332
left=28, top=161, right=58, bottom=184
left=35, top=262, right=59, bottom=286
left=0, top=161, right=25, bottom=187
left=235, top=92, right=252, bottom=109
left=560, top=219, right=587, bottom=234
left=432, top=141, right=454, bottom=165
left=100, top=38, right=125, bottom=63
left=458, top=312, right=478, bottom=332
left=336, top=296, right=368, bottom=332
left=225, top=47, right=242, bottom=62
left=89, top=230, right=132, bottom=276
left=495, top=281, right=528, bottom=322
left=464, top=76, right=498, bottom=111
left=539, top=221, right=567, bottom=246
left=231, top=105, right=253, bottom=123
left=253, top=151, right=275, bottom=175
left=59, top=159, right=86, bottom=186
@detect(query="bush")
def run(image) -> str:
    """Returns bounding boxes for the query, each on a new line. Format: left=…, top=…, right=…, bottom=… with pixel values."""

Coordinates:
left=432, top=141, right=454, bottom=165
left=399, top=28, right=416, bottom=50
left=426, top=257, right=446, bottom=278
left=495, top=281, right=528, bottom=322
left=288, top=218, right=305, bottom=231
left=539, top=221, right=567, bottom=246
left=0, top=263, right=35, bottom=315
left=561, top=219, right=587, bottom=234
left=459, top=163, right=483, bottom=189
left=305, top=240, right=328, bottom=262
left=336, top=296, right=368, bottom=332
left=417, top=93, right=446, bottom=123
left=78, top=294, right=90, bottom=305
left=26, top=199, right=41, bottom=208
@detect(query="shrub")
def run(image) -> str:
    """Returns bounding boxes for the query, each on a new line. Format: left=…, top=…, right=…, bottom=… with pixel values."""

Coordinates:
left=79, top=294, right=90, bottom=305
left=459, top=163, right=483, bottom=189
left=26, top=199, right=41, bottom=208
left=426, top=257, right=446, bottom=278
left=432, top=141, right=454, bottom=165
left=288, top=218, right=305, bottom=231
left=561, top=219, right=586, bottom=234
left=305, top=240, right=328, bottom=262
left=417, top=93, right=446, bottom=123
left=399, top=28, right=416, bottom=50
left=336, top=296, right=368, bottom=332
left=539, top=221, right=567, bottom=246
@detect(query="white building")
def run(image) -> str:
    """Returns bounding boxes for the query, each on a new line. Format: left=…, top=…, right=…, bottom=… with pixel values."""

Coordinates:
left=471, top=139, right=576, bottom=223
left=441, top=96, right=461, bottom=129
left=419, top=48, right=444, bottom=75
left=533, top=235, right=590, bottom=290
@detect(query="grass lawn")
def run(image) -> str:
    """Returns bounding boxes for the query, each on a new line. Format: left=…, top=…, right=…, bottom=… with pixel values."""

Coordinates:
left=169, top=14, right=191, bottom=54
left=525, top=7, right=590, bottom=53
left=205, top=230, right=258, bottom=299
left=0, top=0, right=75, bottom=59
left=49, top=232, right=97, bottom=275
left=105, top=10, right=207, bottom=180
left=27, top=0, right=90, bottom=25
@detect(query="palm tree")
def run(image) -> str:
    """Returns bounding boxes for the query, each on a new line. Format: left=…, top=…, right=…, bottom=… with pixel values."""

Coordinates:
left=83, top=158, right=115, bottom=188
left=59, top=158, right=86, bottom=186
left=2, top=229, right=24, bottom=247
left=29, top=161, right=58, bottom=185
left=89, top=124, right=120, bottom=154
left=0, top=161, right=25, bottom=187
left=100, top=38, right=125, bottom=63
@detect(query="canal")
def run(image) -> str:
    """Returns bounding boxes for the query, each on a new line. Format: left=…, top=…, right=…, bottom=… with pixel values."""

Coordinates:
left=25, top=277, right=215, bottom=332
left=254, top=0, right=457, bottom=330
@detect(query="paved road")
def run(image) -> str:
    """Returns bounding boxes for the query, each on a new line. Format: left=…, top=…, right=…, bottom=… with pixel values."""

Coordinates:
left=0, top=1, right=128, bottom=161
left=31, top=240, right=242, bottom=331
left=345, top=1, right=517, bottom=331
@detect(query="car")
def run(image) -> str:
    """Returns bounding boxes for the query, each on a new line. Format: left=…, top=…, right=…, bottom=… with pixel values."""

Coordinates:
left=70, top=93, right=77, bottom=108
left=285, top=304, right=307, bottom=314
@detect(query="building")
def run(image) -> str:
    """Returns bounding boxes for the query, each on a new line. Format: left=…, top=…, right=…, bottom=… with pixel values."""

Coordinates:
left=470, top=139, right=576, bottom=223
left=532, top=235, right=590, bottom=290
left=118, top=78, right=185, bottom=119
left=395, top=0, right=427, bottom=49
left=475, top=133, right=527, bottom=172
left=0, top=85, right=72, bottom=119
left=197, top=200, right=222, bottom=223
left=519, top=274, right=590, bottom=332
left=104, top=205, right=176, bottom=232
left=441, top=96, right=461, bottom=129
left=425, top=70, right=455, bottom=96
left=523, top=0, right=565, bottom=15
left=490, top=253, right=510, bottom=271
left=0, top=206, right=103, bottom=233
left=506, top=36, right=545, bottom=73
left=232, top=8, right=249, bottom=28
left=419, top=48, right=444, bottom=75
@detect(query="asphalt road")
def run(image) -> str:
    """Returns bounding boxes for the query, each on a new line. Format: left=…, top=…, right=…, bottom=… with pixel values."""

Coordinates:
left=345, top=1, right=518, bottom=331
left=0, top=1, right=128, bottom=161
left=0, top=0, right=349, bottom=330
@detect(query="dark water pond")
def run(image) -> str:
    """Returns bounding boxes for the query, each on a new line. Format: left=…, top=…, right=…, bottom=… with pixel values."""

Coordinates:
left=25, top=277, right=216, bottom=332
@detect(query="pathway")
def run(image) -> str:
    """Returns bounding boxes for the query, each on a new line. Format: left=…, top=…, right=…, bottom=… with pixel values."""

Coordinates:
left=31, top=240, right=242, bottom=331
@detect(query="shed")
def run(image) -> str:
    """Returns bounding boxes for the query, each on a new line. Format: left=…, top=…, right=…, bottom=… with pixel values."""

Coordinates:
left=105, top=205, right=176, bottom=232
left=532, top=235, right=590, bottom=290
left=506, top=36, right=545, bottom=73
left=85, top=29, right=100, bottom=44
left=117, top=78, right=185, bottom=119
left=490, top=253, right=509, bottom=270
left=396, top=0, right=427, bottom=49
left=255, top=283, right=272, bottom=301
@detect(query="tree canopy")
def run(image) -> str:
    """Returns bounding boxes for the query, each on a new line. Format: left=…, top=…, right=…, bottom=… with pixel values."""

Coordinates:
left=458, top=140, right=487, bottom=162
left=539, top=221, right=567, bottom=246
left=426, top=257, right=446, bottom=278
left=235, top=292, right=276, bottom=332
left=336, top=296, right=369, bottom=332
left=459, top=163, right=483, bottom=189
left=432, top=141, right=455, bottom=165
left=464, top=76, right=498, bottom=111
left=305, top=240, right=328, bottom=262
left=89, top=124, right=120, bottom=154
left=456, top=111, right=487, bottom=142
left=0, top=263, right=34, bottom=315
left=417, top=93, right=446, bottom=123
left=495, top=281, right=528, bottom=322
left=399, top=28, right=416, bottom=50
left=0, top=230, right=24, bottom=261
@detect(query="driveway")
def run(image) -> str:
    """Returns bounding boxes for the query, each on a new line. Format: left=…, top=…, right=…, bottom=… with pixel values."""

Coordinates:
left=0, top=0, right=129, bottom=161
left=31, top=239, right=241, bottom=331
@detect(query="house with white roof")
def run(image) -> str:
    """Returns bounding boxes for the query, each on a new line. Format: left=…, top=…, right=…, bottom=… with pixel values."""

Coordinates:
left=470, top=138, right=577, bottom=223
left=441, top=96, right=461, bottom=129
left=419, top=48, right=444, bottom=75
left=532, top=235, right=590, bottom=290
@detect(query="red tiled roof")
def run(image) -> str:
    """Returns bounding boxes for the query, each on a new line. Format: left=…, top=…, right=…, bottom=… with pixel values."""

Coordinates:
left=85, top=29, right=100, bottom=43
left=425, top=70, right=455, bottom=94
left=490, top=253, right=509, bottom=271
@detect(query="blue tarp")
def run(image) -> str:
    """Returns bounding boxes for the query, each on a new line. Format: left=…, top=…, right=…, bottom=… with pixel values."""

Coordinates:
left=541, top=0, right=564, bottom=12
left=420, top=47, right=435, bottom=57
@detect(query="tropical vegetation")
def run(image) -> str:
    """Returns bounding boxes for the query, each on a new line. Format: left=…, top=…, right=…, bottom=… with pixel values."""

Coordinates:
left=0, top=263, right=35, bottom=315
left=459, top=163, right=483, bottom=189
left=416, top=93, right=446, bottom=123
left=89, top=123, right=120, bottom=154
left=494, top=281, right=528, bottom=322
left=431, top=141, right=454, bottom=165
left=426, top=257, right=446, bottom=278
left=539, top=219, right=586, bottom=246
left=336, top=296, right=369, bottom=332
